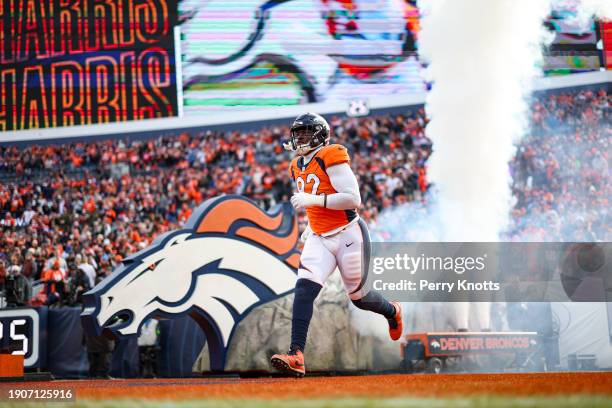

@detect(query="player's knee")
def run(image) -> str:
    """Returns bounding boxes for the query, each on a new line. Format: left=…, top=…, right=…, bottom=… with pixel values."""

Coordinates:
left=295, top=278, right=322, bottom=302
left=348, top=289, right=365, bottom=301
left=297, top=268, right=324, bottom=286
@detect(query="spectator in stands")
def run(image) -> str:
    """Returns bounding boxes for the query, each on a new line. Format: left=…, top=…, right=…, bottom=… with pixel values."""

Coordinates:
left=45, top=249, right=67, bottom=280
left=4, top=259, right=30, bottom=307
left=69, top=266, right=92, bottom=305
left=41, top=260, right=64, bottom=306
left=76, top=254, right=96, bottom=289
left=22, top=249, right=38, bottom=282
left=0, top=259, right=6, bottom=294
left=8, top=254, right=22, bottom=277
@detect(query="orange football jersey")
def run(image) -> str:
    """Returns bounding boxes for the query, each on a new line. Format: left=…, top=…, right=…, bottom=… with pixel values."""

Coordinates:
left=289, top=144, right=357, bottom=235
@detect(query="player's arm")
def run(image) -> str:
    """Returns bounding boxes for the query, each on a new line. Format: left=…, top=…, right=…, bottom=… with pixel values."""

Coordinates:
left=290, top=163, right=361, bottom=210
left=324, top=163, right=361, bottom=209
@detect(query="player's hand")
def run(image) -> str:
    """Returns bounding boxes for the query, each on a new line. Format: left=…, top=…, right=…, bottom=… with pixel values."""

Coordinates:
left=290, top=192, right=324, bottom=210
left=300, top=224, right=312, bottom=243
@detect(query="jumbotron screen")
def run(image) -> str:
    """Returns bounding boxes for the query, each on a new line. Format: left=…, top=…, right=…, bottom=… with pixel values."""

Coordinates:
left=0, top=0, right=605, bottom=131
left=178, top=0, right=604, bottom=114
left=178, top=0, right=424, bottom=114
left=0, top=0, right=180, bottom=131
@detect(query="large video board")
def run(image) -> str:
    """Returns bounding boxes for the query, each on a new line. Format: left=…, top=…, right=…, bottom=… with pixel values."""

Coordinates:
left=0, top=0, right=179, bottom=131
left=179, top=0, right=424, bottom=114
left=544, top=1, right=602, bottom=75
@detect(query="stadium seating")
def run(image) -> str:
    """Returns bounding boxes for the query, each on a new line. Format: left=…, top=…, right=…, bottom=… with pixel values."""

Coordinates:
left=0, top=88, right=608, bottom=306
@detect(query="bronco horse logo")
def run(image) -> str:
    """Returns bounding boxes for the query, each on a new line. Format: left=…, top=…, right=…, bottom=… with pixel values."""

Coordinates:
left=81, top=195, right=299, bottom=370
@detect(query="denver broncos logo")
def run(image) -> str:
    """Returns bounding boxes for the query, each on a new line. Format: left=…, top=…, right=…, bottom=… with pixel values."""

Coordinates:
left=81, top=195, right=299, bottom=370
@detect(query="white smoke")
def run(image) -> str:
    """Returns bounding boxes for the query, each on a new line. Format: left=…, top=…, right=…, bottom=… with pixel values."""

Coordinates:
left=581, top=0, right=612, bottom=15
left=417, top=0, right=553, bottom=242
left=363, top=0, right=555, bottom=337
left=369, top=1, right=610, bottom=243
left=353, top=0, right=611, bottom=341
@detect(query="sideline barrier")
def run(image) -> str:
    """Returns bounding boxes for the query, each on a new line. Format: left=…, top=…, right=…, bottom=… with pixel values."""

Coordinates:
left=0, top=306, right=204, bottom=379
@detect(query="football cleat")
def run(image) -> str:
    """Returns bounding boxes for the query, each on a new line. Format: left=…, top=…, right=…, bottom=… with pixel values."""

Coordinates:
left=270, top=349, right=306, bottom=378
left=388, top=301, right=403, bottom=341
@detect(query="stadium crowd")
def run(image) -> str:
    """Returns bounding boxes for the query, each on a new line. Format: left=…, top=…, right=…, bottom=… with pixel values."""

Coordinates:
left=0, top=87, right=609, bottom=306
left=508, top=88, right=609, bottom=242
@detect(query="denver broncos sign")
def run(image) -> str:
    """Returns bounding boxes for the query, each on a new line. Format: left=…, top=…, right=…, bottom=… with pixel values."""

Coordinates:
left=81, top=195, right=299, bottom=370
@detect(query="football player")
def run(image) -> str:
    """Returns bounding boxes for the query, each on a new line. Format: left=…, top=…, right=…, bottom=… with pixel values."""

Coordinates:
left=270, top=113, right=403, bottom=377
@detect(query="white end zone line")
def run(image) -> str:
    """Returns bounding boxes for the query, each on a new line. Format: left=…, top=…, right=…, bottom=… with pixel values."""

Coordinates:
left=1, top=71, right=610, bottom=143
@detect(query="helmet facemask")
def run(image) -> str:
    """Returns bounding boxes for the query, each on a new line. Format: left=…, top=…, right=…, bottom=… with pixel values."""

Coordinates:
left=284, top=113, right=331, bottom=156
left=290, top=124, right=328, bottom=156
